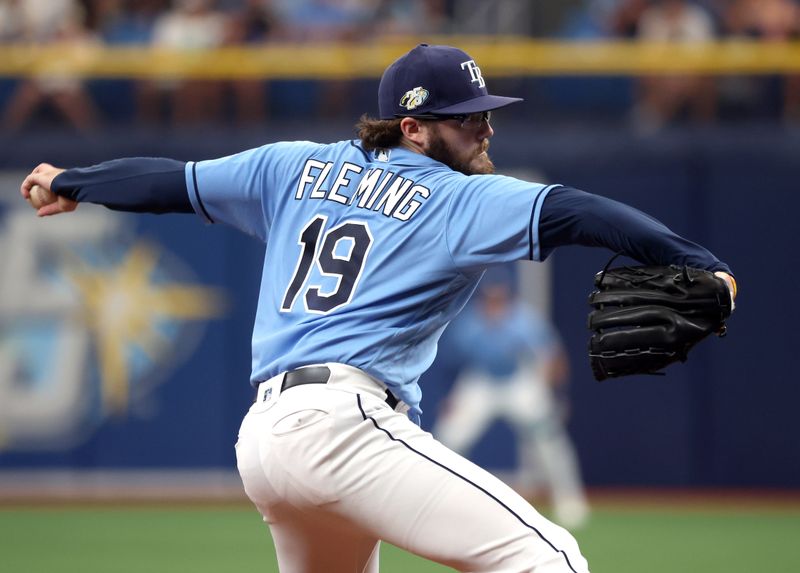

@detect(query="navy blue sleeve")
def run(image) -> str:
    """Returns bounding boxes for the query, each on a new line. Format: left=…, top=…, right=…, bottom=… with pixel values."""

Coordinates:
left=538, top=186, right=732, bottom=274
left=51, top=158, right=193, bottom=214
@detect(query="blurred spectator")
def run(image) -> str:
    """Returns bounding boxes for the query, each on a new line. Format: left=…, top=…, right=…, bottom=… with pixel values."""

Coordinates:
left=1, top=0, right=100, bottom=132
left=87, top=1, right=165, bottom=126
left=226, top=0, right=281, bottom=44
left=223, top=0, right=281, bottom=125
left=725, top=0, right=799, bottom=39
left=143, top=0, right=229, bottom=125
left=633, top=0, right=717, bottom=131
left=433, top=270, right=590, bottom=530
left=90, top=0, right=164, bottom=45
left=268, top=0, right=376, bottom=119
left=609, top=0, right=649, bottom=37
left=271, top=0, right=373, bottom=41
left=451, top=0, right=532, bottom=36
left=561, top=0, right=649, bottom=39
left=368, top=0, right=450, bottom=37
left=152, top=0, right=227, bottom=48
left=722, top=0, right=800, bottom=122
left=694, top=0, right=728, bottom=29
left=0, top=0, right=25, bottom=41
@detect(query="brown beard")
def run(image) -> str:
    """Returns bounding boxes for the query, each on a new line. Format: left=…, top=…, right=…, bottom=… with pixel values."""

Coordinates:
left=426, top=131, right=495, bottom=176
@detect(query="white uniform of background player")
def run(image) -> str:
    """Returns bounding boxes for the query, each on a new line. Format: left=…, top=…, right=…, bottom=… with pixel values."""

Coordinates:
left=434, top=270, right=590, bottom=529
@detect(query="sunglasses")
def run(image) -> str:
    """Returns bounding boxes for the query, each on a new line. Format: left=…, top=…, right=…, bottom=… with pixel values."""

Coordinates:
left=413, top=111, right=492, bottom=129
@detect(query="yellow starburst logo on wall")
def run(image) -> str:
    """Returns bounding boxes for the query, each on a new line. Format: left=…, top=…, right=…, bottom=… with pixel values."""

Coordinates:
left=65, top=241, right=226, bottom=413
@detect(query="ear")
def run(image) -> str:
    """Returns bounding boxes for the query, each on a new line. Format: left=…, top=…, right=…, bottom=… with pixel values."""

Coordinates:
left=400, top=117, right=429, bottom=148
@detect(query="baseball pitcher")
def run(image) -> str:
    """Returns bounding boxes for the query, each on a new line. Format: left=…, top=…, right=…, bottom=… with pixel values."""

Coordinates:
left=21, top=44, right=736, bottom=573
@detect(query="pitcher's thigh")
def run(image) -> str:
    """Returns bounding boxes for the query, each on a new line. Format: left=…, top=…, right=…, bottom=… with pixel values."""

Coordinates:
left=269, top=508, right=381, bottom=573
left=350, top=402, right=589, bottom=573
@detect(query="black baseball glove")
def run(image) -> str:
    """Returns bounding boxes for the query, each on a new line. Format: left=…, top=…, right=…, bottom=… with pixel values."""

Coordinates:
left=588, top=264, right=733, bottom=381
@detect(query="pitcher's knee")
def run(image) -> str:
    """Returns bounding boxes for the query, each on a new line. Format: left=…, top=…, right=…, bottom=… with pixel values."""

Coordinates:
left=472, top=528, right=589, bottom=573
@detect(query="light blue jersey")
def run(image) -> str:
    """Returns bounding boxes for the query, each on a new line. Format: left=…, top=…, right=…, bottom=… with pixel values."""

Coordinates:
left=186, top=140, right=556, bottom=419
left=448, top=303, right=558, bottom=379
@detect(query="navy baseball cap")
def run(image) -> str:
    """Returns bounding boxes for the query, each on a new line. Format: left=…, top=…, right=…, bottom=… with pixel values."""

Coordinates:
left=378, top=44, right=523, bottom=119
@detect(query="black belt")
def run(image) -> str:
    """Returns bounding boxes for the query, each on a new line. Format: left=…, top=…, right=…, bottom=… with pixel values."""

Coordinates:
left=281, top=366, right=400, bottom=410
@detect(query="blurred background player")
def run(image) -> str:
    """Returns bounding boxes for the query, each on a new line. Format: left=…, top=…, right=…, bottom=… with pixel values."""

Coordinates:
left=434, top=266, right=590, bottom=530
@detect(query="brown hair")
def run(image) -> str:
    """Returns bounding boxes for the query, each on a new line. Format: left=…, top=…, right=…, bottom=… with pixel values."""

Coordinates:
left=355, top=114, right=403, bottom=151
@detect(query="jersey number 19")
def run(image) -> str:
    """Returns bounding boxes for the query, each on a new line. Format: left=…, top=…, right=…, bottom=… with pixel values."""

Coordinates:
left=281, top=215, right=373, bottom=314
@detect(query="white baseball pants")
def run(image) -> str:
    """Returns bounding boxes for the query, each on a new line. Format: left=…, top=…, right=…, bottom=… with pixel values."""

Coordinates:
left=434, top=366, right=589, bottom=529
left=235, top=363, right=589, bottom=573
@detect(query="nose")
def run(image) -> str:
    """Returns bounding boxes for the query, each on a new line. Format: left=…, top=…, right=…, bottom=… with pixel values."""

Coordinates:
left=479, top=119, right=494, bottom=139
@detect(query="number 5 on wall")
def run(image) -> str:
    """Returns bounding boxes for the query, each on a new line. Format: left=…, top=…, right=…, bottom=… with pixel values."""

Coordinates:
left=281, top=215, right=373, bottom=314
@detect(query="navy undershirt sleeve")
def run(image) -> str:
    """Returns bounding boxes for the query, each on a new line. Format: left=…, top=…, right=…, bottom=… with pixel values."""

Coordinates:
left=51, top=158, right=192, bottom=214
left=538, top=186, right=732, bottom=274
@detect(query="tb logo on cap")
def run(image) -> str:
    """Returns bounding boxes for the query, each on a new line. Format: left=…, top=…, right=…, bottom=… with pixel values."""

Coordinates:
left=460, top=60, right=485, bottom=88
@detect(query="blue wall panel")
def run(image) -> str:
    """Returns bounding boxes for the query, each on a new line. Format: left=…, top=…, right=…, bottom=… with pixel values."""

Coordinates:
left=1, top=125, right=797, bottom=487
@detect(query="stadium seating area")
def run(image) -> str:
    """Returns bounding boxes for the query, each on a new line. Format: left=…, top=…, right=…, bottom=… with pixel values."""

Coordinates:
left=0, top=0, right=798, bottom=130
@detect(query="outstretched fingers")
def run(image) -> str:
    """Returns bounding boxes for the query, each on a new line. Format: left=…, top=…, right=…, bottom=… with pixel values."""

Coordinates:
left=36, top=196, right=78, bottom=217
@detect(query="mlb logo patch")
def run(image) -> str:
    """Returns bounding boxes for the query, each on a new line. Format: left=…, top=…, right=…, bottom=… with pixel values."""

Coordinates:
left=376, top=149, right=391, bottom=162
left=262, top=387, right=273, bottom=402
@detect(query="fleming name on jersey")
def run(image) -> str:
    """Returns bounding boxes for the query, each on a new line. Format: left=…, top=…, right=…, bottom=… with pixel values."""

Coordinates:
left=295, top=153, right=430, bottom=223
